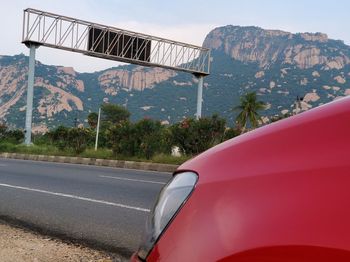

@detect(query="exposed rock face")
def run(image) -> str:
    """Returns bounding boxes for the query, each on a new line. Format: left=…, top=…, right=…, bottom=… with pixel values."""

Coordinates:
left=312, top=71, right=320, bottom=77
left=255, top=71, right=265, bottom=78
left=0, top=63, right=27, bottom=119
left=0, top=55, right=179, bottom=130
left=203, top=26, right=350, bottom=69
left=334, top=75, right=346, bottom=84
left=281, top=109, right=289, bottom=115
left=303, top=92, right=320, bottom=103
left=300, top=33, right=328, bottom=42
left=173, top=80, right=193, bottom=86
left=0, top=56, right=85, bottom=122
left=57, top=67, right=76, bottom=76
left=325, top=57, right=350, bottom=70
left=36, top=77, right=83, bottom=118
left=98, top=67, right=176, bottom=94
left=300, top=78, right=308, bottom=86
left=32, top=124, right=49, bottom=134
left=292, top=47, right=327, bottom=69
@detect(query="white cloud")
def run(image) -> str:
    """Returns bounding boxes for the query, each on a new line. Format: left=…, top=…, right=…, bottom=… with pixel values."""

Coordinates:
left=113, top=21, right=216, bottom=46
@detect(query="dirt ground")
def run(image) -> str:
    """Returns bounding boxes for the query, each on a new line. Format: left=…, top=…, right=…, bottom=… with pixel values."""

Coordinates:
left=0, top=222, right=123, bottom=262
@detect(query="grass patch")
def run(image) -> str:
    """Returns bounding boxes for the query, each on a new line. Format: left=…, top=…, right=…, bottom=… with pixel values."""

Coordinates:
left=14, top=144, right=65, bottom=155
left=80, top=148, right=114, bottom=159
left=151, top=154, right=191, bottom=165
left=0, top=142, right=17, bottom=152
left=0, top=142, right=190, bottom=165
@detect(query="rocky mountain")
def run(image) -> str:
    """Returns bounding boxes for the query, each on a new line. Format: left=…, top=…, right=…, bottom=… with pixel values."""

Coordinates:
left=204, top=26, right=349, bottom=70
left=1, top=25, right=350, bottom=131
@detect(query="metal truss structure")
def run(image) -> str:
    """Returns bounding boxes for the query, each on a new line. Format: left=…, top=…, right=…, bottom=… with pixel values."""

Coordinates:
left=22, top=8, right=210, bottom=75
left=21, top=8, right=211, bottom=145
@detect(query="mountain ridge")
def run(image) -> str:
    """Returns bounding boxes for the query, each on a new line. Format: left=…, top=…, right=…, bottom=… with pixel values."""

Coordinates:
left=203, top=25, right=350, bottom=69
left=1, top=25, right=350, bottom=131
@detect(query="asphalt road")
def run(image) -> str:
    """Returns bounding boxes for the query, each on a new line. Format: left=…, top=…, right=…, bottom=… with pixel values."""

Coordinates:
left=0, top=158, right=172, bottom=258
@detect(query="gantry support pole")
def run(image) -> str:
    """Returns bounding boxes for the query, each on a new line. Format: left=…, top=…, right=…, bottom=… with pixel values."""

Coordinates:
left=195, top=74, right=204, bottom=120
left=24, top=44, right=38, bottom=145
left=95, top=108, right=101, bottom=151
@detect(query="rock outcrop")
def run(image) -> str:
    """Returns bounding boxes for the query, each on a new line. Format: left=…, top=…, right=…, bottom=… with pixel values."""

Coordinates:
left=203, top=25, right=350, bottom=69
left=98, top=67, right=176, bottom=94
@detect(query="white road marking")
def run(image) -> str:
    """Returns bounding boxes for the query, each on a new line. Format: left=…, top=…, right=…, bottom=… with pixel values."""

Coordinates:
left=0, top=183, right=150, bottom=213
left=0, top=164, right=7, bottom=167
left=99, top=175, right=167, bottom=185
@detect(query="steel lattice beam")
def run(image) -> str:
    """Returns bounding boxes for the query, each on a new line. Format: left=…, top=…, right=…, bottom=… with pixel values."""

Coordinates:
left=22, top=8, right=211, bottom=75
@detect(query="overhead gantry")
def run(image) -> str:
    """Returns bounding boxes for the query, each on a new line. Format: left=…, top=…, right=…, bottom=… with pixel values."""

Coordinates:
left=22, top=8, right=211, bottom=144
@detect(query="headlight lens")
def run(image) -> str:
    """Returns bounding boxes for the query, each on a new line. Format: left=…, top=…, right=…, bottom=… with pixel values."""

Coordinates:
left=137, top=171, right=198, bottom=260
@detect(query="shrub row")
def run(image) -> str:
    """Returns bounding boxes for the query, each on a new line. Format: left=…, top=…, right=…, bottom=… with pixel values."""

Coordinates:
left=0, top=104, right=242, bottom=161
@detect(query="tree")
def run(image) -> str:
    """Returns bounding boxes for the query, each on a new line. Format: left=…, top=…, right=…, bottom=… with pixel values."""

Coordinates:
left=6, top=130, right=25, bottom=144
left=134, top=119, right=164, bottom=159
left=223, top=127, right=241, bottom=141
left=48, top=126, right=69, bottom=150
left=67, top=127, right=92, bottom=154
left=107, top=119, right=166, bottom=159
left=234, top=92, right=266, bottom=133
left=168, top=115, right=226, bottom=155
left=101, top=103, right=130, bottom=127
left=48, top=126, right=93, bottom=153
left=107, top=121, right=137, bottom=157
left=0, top=123, right=7, bottom=140
left=87, top=112, right=98, bottom=129
left=0, top=123, right=25, bottom=144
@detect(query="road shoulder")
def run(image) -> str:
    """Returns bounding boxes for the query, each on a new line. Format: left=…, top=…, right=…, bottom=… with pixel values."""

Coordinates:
left=0, top=152, right=178, bottom=173
left=0, top=220, right=123, bottom=262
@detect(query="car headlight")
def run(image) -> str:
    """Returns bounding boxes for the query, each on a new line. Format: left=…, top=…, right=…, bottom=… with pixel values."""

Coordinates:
left=137, top=171, right=198, bottom=260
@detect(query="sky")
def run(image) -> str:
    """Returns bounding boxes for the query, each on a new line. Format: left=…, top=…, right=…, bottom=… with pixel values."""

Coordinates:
left=2, top=0, right=350, bottom=72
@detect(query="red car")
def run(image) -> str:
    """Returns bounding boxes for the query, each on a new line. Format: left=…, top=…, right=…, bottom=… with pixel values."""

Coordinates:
left=132, top=97, right=350, bottom=262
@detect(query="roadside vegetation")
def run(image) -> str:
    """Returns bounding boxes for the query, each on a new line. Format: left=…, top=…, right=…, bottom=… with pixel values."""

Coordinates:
left=0, top=92, right=288, bottom=165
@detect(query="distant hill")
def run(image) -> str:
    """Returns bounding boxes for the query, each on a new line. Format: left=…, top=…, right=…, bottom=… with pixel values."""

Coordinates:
left=1, top=25, right=350, bottom=131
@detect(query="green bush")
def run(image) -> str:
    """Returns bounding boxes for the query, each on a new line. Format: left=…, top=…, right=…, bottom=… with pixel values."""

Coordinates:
left=101, top=103, right=130, bottom=130
left=67, top=127, right=93, bottom=154
left=7, top=130, right=24, bottom=144
left=87, top=112, right=98, bottom=129
left=0, top=123, right=24, bottom=144
left=107, top=121, right=137, bottom=157
left=223, top=127, right=241, bottom=141
left=48, top=126, right=70, bottom=150
left=47, top=126, right=93, bottom=153
left=0, top=142, right=16, bottom=152
left=134, top=119, right=166, bottom=159
left=33, top=133, right=51, bottom=146
left=0, top=108, right=240, bottom=165
left=0, top=123, right=7, bottom=141
left=107, top=119, right=169, bottom=159
left=168, top=114, right=226, bottom=155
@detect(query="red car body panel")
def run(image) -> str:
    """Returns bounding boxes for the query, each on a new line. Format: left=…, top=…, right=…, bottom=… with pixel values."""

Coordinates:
left=144, top=97, right=350, bottom=261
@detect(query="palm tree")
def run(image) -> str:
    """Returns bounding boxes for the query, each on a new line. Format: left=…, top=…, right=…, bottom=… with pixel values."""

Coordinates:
left=234, top=92, right=266, bottom=133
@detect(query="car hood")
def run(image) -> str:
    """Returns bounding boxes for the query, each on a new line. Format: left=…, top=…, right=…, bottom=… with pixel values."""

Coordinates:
left=178, top=96, right=350, bottom=184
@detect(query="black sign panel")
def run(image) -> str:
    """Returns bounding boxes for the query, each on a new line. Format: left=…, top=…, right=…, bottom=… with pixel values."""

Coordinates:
left=88, top=28, right=151, bottom=62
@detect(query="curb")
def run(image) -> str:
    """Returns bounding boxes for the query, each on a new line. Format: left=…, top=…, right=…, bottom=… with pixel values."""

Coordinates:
left=0, top=152, right=178, bottom=173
